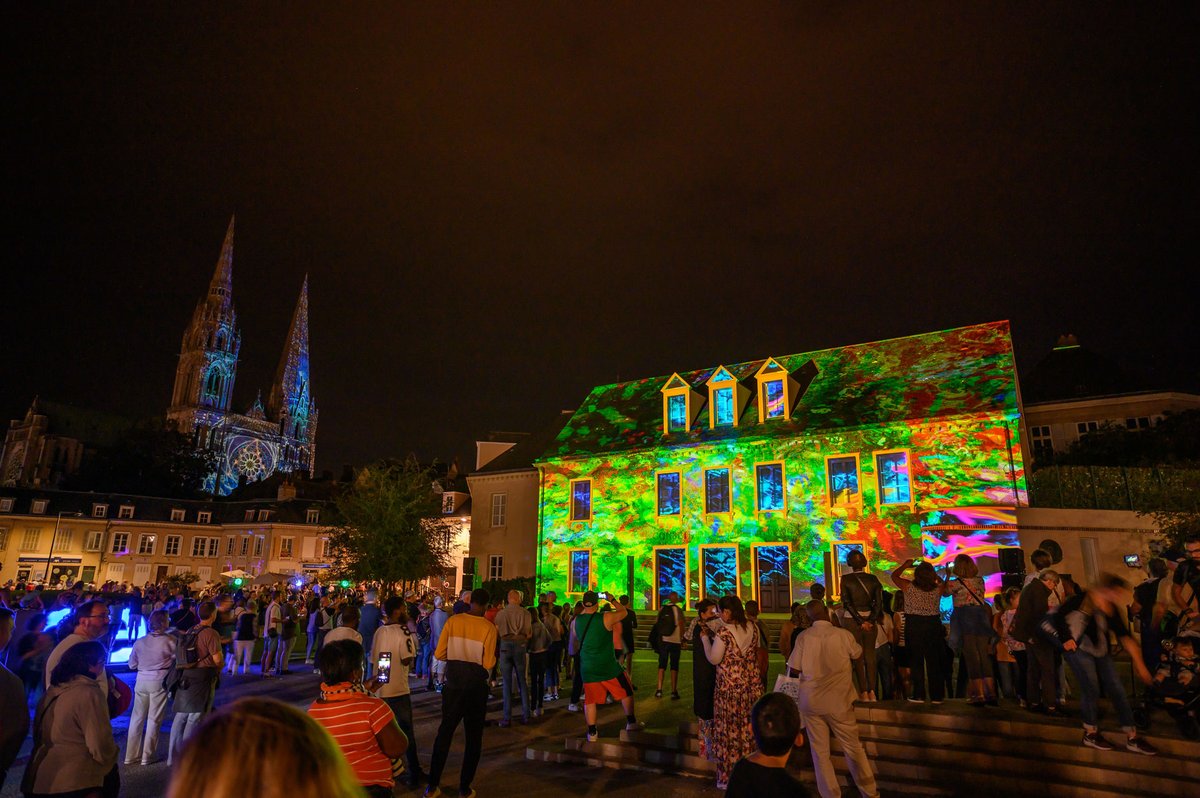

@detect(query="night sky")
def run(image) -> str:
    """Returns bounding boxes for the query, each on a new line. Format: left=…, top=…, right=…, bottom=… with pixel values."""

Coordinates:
left=4, top=5, right=1196, bottom=472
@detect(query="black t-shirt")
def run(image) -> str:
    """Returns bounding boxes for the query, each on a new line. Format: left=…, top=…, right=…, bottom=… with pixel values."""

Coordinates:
left=1133, top=578, right=1161, bottom=625
left=1173, top=560, right=1200, bottom=595
left=725, top=759, right=810, bottom=798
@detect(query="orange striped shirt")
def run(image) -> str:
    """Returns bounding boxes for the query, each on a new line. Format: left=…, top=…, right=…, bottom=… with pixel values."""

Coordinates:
left=308, top=685, right=395, bottom=788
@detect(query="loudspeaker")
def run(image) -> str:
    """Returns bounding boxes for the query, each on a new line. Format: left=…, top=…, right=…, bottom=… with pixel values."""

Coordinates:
left=1001, top=572, right=1026, bottom=591
left=461, top=557, right=476, bottom=578
left=998, top=547, right=1025, bottom=574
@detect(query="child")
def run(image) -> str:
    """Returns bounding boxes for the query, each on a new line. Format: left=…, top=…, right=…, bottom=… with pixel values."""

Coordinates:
left=1154, top=633, right=1199, bottom=735
left=725, top=692, right=810, bottom=797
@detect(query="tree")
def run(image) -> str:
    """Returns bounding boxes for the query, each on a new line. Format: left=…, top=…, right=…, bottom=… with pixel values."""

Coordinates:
left=326, top=457, right=447, bottom=596
left=67, top=421, right=217, bottom=497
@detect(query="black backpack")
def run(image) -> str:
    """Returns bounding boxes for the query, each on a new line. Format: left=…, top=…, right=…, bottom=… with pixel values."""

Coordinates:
left=655, top=604, right=677, bottom=637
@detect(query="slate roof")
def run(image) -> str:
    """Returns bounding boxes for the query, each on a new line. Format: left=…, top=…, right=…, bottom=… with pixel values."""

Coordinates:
left=0, top=486, right=329, bottom=524
left=539, top=321, right=1019, bottom=461
left=477, top=411, right=575, bottom=473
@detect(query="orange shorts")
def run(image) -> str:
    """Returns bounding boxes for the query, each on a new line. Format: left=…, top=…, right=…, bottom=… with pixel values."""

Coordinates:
left=583, top=672, right=632, bottom=706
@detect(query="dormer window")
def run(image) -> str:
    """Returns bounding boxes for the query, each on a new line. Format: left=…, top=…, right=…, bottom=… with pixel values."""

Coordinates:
left=706, top=366, right=747, bottom=429
left=660, top=373, right=700, bottom=434
left=754, top=358, right=791, bottom=422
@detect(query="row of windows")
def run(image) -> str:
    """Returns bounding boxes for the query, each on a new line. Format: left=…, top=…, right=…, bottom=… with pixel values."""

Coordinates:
left=0, top=500, right=320, bottom=526
left=662, top=359, right=797, bottom=435
left=568, top=450, right=914, bottom=521
left=1, top=527, right=106, bottom=553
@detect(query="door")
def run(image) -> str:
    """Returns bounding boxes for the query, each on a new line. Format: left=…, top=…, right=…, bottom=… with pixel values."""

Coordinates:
left=80, top=566, right=96, bottom=585
left=654, top=547, right=687, bottom=609
left=155, top=565, right=169, bottom=584
left=755, top=545, right=791, bottom=613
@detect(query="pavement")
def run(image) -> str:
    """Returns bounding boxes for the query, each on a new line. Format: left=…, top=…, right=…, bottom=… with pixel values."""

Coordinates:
left=2, top=650, right=747, bottom=798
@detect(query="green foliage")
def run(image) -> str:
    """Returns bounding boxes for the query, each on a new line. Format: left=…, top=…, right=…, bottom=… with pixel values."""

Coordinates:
left=1047, top=410, right=1200, bottom=469
left=1143, top=509, right=1200, bottom=550
left=479, top=576, right=536, bottom=606
left=67, top=421, right=217, bottom=497
left=164, top=570, right=203, bottom=590
left=327, top=458, right=446, bottom=597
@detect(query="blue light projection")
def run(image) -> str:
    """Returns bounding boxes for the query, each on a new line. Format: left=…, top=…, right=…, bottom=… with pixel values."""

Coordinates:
left=827, top=456, right=859, bottom=505
left=703, top=546, right=738, bottom=597
left=714, top=387, right=734, bottom=425
left=667, top=394, right=688, bottom=432
left=656, top=547, right=687, bottom=603
left=570, top=550, right=591, bottom=593
left=876, top=451, right=912, bottom=504
left=764, top=379, right=786, bottom=418
left=657, top=471, right=681, bottom=515
left=756, top=463, right=785, bottom=511
left=704, top=468, right=731, bottom=513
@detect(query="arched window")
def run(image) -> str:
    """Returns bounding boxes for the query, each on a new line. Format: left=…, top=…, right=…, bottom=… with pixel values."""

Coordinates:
left=203, top=368, right=223, bottom=404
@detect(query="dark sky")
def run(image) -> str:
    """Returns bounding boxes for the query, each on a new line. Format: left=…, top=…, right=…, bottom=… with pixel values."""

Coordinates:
left=4, top=5, right=1197, bottom=472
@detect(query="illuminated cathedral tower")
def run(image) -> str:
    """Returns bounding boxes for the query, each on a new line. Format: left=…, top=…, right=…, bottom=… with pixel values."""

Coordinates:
left=167, top=217, right=317, bottom=495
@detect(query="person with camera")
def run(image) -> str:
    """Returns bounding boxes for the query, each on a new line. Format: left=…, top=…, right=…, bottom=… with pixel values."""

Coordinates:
left=574, top=590, right=641, bottom=743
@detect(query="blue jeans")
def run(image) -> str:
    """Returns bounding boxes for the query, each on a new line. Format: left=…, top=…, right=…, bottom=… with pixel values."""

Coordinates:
left=499, top=640, right=530, bottom=722
left=1063, top=649, right=1135, bottom=733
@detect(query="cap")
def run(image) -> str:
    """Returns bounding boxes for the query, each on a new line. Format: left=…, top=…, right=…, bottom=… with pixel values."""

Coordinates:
left=582, top=590, right=599, bottom=607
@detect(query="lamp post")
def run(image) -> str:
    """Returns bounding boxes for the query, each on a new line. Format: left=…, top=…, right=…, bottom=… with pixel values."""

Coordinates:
left=45, top=510, right=83, bottom=587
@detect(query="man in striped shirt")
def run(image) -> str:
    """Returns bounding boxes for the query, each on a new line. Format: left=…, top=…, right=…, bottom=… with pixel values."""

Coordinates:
left=309, top=639, right=408, bottom=798
left=424, top=588, right=498, bottom=798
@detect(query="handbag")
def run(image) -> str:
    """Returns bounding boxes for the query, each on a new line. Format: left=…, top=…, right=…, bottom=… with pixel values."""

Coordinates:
left=773, top=672, right=805, bottom=723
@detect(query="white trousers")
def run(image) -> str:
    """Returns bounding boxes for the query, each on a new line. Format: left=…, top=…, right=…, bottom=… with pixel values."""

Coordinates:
left=232, top=639, right=256, bottom=672
left=803, top=707, right=880, bottom=798
left=126, top=684, right=168, bottom=764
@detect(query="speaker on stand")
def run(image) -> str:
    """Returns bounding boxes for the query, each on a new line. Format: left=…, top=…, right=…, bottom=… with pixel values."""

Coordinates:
left=998, top=546, right=1026, bottom=591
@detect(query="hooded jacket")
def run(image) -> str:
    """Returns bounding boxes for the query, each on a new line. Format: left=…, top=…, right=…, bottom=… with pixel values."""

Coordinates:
left=22, top=675, right=118, bottom=794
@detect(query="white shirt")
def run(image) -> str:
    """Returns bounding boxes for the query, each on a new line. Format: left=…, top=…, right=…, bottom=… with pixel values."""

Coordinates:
left=372, top=623, right=416, bottom=698
left=324, top=626, right=363, bottom=646
left=128, top=631, right=177, bottom=688
left=786, top=620, right=861, bottom=715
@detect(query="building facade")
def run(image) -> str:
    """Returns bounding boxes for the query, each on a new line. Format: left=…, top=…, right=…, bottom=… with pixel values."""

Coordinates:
left=0, top=399, right=132, bottom=488
left=167, top=217, right=318, bottom=495
left=0, top=486, right=332, bottom=588
left=535, top=322, right=1028, bottom=611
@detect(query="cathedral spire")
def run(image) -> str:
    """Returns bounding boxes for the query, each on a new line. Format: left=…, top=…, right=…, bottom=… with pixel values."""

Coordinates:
left=268, top=275, right=311, bottom=424
left=209, top=215, right=235, bottom=301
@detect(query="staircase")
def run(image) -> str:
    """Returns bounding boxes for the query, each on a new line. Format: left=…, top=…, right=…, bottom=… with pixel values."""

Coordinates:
left=526, top=701, right=1200, bottom=796
left=631, top=614, right=788, bottom=652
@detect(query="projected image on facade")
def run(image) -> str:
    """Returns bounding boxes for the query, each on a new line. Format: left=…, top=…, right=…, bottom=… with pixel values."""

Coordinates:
left=536, top=322, right=1026, bottom=610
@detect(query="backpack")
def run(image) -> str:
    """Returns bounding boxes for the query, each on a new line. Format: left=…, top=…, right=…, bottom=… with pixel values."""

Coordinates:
left=164, top=625, right=203, bottom=697
left=417, top=615, right=431, bottom=644
left=655, top=605, right=677, bottom=638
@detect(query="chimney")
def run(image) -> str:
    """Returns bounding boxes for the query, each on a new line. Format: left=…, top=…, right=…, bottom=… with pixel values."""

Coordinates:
left=277, top=480, right=298, bottom=501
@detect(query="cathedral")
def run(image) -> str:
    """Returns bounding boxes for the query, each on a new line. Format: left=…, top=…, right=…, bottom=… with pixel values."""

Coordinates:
left=167, top=217, right=317, bottom=495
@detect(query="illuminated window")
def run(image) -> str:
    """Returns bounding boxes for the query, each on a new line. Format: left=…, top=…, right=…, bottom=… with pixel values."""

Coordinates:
left=875, top=451, right=912, bottom=505
left=826, top=455, right=860, bottom=507
left=706, top=366, right=742, bottom=429
left=165, top=535, right=181, bottom=556
left=667, top=394, right=688, bottom=431
left=755, top=462, right=786, bottom=512
left=657, top=471, right=681, bottom=516
left=137, top=534, right=156, bottom=555
left=570, top=479, right=592, bottom=522
left=569, top=549, right=592, bottom=593
left=705, top=468, right=731, bottom=514
left=661, top=373, right=695, bottom=434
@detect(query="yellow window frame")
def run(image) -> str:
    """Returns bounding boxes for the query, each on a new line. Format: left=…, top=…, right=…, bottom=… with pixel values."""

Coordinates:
left=753, top=460, right=787, bottom=514
left=824, top=452, right=862, bottom=509
left=706, top=365, right=739, bottom=429
left=699, top=542, right=741, bottom=600
left=830, top=539, right=869, bottom=600
left=567, top=547, right=594, bottom=594
left=661, top=373, right=693, bottom=434
left=654, top=468, right=683, bottom=517
left=750, top=542, right=793, bottom=605
left=873, top=448, right=916, bottom=509
left=568, top=478, right=593, bottom=522
left=702, top=466, right=733, bottom=516
left=651, top=544, right=690, bottom=610
left=754, top=357, right=790, bottom=423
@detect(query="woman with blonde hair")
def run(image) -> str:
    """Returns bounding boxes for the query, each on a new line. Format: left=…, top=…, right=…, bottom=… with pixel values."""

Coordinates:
left=168, top=697, right=365, bottom=798
left=126, top=609, right=176, bottom=765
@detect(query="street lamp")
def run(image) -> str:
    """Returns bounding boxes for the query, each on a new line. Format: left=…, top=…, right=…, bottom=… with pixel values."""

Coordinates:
left=45, top=510, right=84, bottom=587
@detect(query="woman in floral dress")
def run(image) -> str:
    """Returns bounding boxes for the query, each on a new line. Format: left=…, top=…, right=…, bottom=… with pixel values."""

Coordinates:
left=700, top=595, right=762, bottom=789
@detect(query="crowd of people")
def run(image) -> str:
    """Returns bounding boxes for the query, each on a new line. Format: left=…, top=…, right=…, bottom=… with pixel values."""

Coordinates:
left=0, top=532, right=1196, bottom=798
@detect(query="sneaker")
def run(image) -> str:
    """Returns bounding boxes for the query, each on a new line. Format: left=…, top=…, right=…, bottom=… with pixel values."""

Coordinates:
left=1082, top=731, right=1116, bottom=751
left=568, top=703, right=581, bottom=712
left=552, top=692, right=559, bottom=700
left=1125, top=737, right=1158, bottom=756
left=670, top=691, right=680, bottom=700
left=654, top=690, right=663, bottom=698
left=906, top=697, right=924, bottom=703
left=586, top=731, right=599, bottom=742
left=930, top=700, right=944, bottom=705
left=625, top=721, right=645, bottom=732
left=544, top=693, right=554, bottom=701
left=498, top=719, right=511, bottom=728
